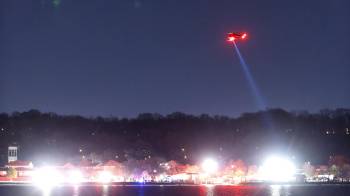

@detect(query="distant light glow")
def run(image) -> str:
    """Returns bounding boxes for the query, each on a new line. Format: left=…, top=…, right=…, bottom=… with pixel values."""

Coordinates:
left=32, top=167, right=64, bottom=188
left=67, top=170, right=84, bottom=184
left=171, top=173, right=190, bottom=181
left=52, top=0, right=61, bottom=8
left=97, top=171, right=113, bottom=183
left=260, top=156, right=296, bottom=182
left=202, top=158, right=218, bottom=174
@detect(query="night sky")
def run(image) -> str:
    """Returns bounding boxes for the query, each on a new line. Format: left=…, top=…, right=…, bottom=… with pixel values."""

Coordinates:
left=1, top=0, right=349, bottom=117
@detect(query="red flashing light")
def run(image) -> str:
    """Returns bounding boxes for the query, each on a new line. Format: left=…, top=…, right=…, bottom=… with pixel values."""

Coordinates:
left=227, top=32, right=248, bottom=43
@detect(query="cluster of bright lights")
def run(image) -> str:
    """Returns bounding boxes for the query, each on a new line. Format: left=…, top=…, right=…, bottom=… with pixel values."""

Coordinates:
left=28, top=154, right=297, bottom=186
left=171, top=173, right=190, bottom=181
left=260, top=156, right=296, bottom=182
left=32, top=166, right=121, bottom=187
left=97, top=171, right=113, bottom=183
left=67, top=170, right=84, bottom=184
left=32, top=167, right=86, bottom=187
left=202, top=158, right=218, bottom=174
left=32, top=167, right=64, bottom=188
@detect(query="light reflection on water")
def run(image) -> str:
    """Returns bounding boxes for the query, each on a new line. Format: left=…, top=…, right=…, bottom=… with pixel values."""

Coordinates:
left=205, top=184, right=214, bottom=196
left=102, top=185, right=109, bottom=196
left=271, top=185, right=282, bottom=196
left=36, top=184, right=292, bottom=196
left=72, top=185, right=79, bottom=196
left=270, top=185, right=291, bottom=196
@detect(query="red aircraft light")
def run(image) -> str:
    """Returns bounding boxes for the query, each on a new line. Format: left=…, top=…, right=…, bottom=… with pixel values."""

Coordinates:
left=227, top=32, right=248, bottom=42
left=228, top=36, right=235, bottom=42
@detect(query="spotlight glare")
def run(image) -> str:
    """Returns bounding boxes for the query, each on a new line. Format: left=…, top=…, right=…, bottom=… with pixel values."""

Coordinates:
left=260, top=156, right=296, bottom=182
left=67, top=170, right=84, bottom=184
left=202, top=158, right=218, bottom=174
left=97, top=171, right=113, bottom=183
left=32, top=167, right=64, bottom=188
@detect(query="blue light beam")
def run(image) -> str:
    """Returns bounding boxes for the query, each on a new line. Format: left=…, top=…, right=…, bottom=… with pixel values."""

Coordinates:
left=232, top=42, right=266, bottom=110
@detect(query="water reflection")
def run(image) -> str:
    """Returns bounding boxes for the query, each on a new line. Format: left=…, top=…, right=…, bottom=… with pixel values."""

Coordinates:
left=205, top=184, right=214, bottom=196
left=271, top=185, right=282, bottom=196
left=41, top=187, right=52, bottom=196
left=35, top=184, right=295, bottom=196
left=270, top=185, right=291, bottom=196
left=36, top=184, right=53, bottom=196
left=138, top=185, right=144, bottom=196
left=102, top=185, right=109, bottom=196
left=72, top=185, right=79, bottom=196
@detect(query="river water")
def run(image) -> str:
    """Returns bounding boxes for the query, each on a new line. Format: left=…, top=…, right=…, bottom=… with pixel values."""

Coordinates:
left=0, top=184, right=350, bottom=196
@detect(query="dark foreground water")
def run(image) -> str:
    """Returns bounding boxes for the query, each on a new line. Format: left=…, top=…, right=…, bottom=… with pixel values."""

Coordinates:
left=1, top=184, right=350, bottom=196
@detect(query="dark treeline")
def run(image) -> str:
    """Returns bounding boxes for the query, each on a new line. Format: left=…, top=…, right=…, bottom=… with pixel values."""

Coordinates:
left=0, top=108, right=350, bottom=166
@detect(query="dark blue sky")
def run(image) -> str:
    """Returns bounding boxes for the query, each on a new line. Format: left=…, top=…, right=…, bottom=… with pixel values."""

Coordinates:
left=1, top=0, right=349, bottom=117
